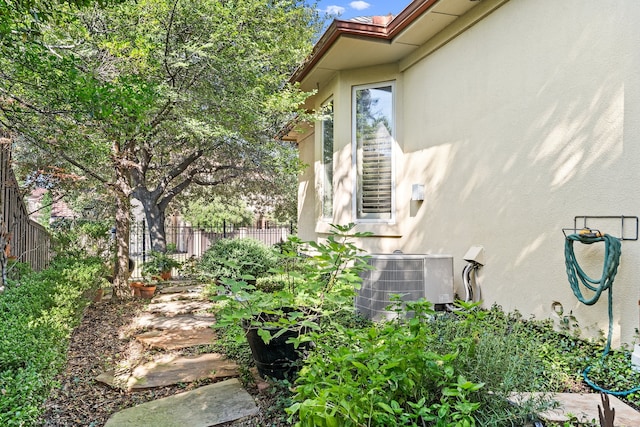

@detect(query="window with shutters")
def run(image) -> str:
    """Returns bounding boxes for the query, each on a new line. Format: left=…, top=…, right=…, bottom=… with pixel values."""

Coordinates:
left=321, top=99, right=334, bottom=220
left=353, top=83, right=394, bottom=221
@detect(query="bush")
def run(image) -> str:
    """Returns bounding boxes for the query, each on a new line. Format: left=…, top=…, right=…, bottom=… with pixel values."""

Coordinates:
left=49, top=219, right=112, bottom=258
left=255, top=274, right=290, bottom=293
left=0, top=256, right=106, bottom=426
left=288, top=300, right=486, bottom=427
left=198, top=238, right=278, bottom=280
left=287, top=300, right=595, bottom=427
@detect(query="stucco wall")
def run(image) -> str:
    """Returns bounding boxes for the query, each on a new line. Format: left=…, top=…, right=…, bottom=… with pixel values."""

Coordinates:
left=299, top=0, right=640, bottom=344
left=297, top=130, right=316, bottom=240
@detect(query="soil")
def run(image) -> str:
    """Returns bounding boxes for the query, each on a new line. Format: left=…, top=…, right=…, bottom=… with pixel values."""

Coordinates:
left=39, top=297, right=290, bottom=427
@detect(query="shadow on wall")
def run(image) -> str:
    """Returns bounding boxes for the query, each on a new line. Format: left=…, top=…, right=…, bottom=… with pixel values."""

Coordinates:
left=393, top=2, right=634, bottom=342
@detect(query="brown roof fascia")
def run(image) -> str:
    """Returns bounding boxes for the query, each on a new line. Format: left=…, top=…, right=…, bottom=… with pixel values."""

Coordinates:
left=291, top=0, right=439, bottom=84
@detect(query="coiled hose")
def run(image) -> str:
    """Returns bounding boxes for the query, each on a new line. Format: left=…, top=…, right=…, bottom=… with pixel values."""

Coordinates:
left=565, top=232, right=640, bottom=396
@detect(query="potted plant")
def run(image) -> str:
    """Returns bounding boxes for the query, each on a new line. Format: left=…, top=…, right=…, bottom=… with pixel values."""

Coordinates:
left=138, top=281, right=157, bottom=299
left=211, top=224, right=372, bottom=379
left=142, top=250, right=182, bottom=281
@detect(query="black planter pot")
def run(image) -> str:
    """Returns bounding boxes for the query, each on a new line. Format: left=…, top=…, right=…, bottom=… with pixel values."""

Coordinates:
left=244, top=325, right=303, bottom=380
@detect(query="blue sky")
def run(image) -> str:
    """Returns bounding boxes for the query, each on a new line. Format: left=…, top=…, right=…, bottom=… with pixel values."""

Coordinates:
left=315, top=1, right=411, bottom=21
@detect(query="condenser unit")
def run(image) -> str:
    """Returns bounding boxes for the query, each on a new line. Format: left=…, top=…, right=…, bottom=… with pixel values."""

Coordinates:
left=356, top=254, right=454, bottom=321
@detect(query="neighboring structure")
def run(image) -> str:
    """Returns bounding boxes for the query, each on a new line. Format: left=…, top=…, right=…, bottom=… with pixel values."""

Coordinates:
left=27, top=188, right=79, bottom=225
left=289, top=0, right=640, bottom=344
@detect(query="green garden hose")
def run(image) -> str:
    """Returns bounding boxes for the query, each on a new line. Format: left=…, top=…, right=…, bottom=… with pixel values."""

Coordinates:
left=564, top=232, right=640, bottom=396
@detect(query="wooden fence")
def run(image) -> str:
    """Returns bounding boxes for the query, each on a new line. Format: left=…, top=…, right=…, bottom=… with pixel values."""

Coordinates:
left=1, top=134, right=50, bottom=271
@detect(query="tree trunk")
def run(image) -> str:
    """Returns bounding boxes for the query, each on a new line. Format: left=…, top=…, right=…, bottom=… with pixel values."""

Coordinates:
left=112, top=186, right=132, bottom=300
left=136, top=195, right=167, bottom=253
left=147, top=204, right=166, bottom=253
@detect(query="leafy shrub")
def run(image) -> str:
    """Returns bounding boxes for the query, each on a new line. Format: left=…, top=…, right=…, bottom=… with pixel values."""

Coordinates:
left=50, top=219, right=113, bottom=258
left=287, top=299, right=597, bottom=427
left=288, top=300, right=485, bottom=426
left=198, top=238, right=277, bottom=280
left=142, top=250, right=182, bottom=279
left=4, top=259, right=32, bottom=282
left=209, top=225, right=372, bottom=348
left=255, top=274, right=302, bottom=293
left=0, top=256, right=106, bottom=426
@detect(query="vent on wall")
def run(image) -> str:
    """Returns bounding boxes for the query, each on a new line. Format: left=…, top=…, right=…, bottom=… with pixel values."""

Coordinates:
left=356, top=254, right=454, bottom=321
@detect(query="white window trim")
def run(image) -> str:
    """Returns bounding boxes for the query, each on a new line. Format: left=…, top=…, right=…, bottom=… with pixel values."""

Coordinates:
left=321, top=97, right=334, bottom=221
left=351, top=81, right=396, bottom=224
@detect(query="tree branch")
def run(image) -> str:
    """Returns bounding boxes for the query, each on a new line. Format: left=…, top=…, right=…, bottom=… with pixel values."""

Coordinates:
left=163, top=0, right=180, bottom=87
left=156, top=149, right=204, bottom=194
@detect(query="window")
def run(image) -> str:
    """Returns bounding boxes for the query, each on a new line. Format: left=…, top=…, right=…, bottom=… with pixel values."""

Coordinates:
left=353, top=83, right=394, bottom=221
left=321, top=99, right=334, bottom=220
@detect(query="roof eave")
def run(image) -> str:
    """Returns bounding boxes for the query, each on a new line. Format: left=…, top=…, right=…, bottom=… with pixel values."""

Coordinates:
left=290, top=0, right=440, bottom=84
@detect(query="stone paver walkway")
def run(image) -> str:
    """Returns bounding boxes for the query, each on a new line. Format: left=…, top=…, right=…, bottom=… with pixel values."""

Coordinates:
left=135, top=328, right=216, bottom=350
left=101, top=281, right=257, bottom=426
left=512, top=392, right=640, bottom=426
left=104, top=378, right=258, bottom=427
left=97, top=352, right=239, bottom=390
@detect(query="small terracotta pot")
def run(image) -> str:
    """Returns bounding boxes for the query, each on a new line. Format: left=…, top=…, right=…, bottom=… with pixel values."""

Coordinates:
left=139, top=285, right=157, bottom=299
left=130, top=281, right=145, bottom=297
left=160, top=270, right=171, bottom=281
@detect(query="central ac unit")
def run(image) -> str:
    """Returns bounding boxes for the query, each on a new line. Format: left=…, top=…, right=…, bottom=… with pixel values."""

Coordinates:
left=356, top=254, right=454, bottom=321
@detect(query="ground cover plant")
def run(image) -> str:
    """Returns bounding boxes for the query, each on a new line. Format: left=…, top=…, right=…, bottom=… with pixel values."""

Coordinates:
left=0, top=256, right=107, bottom=426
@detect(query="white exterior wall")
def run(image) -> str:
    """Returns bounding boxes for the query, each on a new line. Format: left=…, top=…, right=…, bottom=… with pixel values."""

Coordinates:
left=298, top=0, right=640, bottom=344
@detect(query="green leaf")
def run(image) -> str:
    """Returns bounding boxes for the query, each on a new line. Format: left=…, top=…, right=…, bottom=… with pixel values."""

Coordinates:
left=377, top=402, right=394, bottom=414
left=351, top=361, right=368, bottom=371
left=257, top=328, right=272, bottom=344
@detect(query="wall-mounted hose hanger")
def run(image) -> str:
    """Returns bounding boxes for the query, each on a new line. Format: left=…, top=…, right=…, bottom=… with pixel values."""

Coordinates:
left=564, top=228, right=640, bottom=396
left=562, top=215, right=639, bottom=241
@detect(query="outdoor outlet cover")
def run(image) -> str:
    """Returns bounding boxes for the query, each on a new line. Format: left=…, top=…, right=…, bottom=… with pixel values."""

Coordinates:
left=463, top=245, right=485, bottom=265
left=411, top=184, right=425, bottom=201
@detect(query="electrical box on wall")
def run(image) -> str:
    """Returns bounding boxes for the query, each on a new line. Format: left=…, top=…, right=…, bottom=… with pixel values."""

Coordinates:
left=411, top=184, right=425, bottom=201
left=463, top=246, right=485, bottom=265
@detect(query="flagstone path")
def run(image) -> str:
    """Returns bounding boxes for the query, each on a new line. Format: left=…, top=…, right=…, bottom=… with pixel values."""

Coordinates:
left=95, top=280, right=640, bottom=426
left=513, top=392, right=640, bottom=426
left=104, top=379, right=257, bottom=427
left=100, top=282, right=259, bottom=426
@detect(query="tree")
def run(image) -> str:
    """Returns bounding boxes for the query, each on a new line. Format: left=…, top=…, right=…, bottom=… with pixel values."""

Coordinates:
left=182, top=196, right=254, bottom=229
left=1, top=0, right=318, bottom=299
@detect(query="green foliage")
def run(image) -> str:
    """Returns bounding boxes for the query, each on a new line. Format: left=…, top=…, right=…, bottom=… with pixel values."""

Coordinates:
left=142, top=250, right=182, bottom=278
left=199, top=238, right=278, bottom=281
left=182, top=196, right=254, bottom=229
left=49, top=219, right=113, bottom=258
left=201, top=230, right=640, bottom=423
left=207, top=323, right=253, bottom=366
left=209, top=224, right=372, bottom=343
left=5, top=0, right=320, bottom=268
left=286, top=300, right=619, bottom=427
left=0, top=256, right=107, bottom=426
left=288, top=300, right=485, bottom=427
left=255, top=274, right=298, bottom=293
left=4, top=259, right=32, bottom=282
left=587, top=349, right=640, bottom=398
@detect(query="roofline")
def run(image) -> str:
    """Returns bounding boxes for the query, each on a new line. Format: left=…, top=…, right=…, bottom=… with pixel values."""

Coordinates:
left=290, top=0, right=440, bottom=84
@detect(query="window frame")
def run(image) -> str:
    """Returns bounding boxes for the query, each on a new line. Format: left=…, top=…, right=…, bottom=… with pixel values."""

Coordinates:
left=321, top=97, right=334, bottom=221
left=351, top=81, right=396, bottom=223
